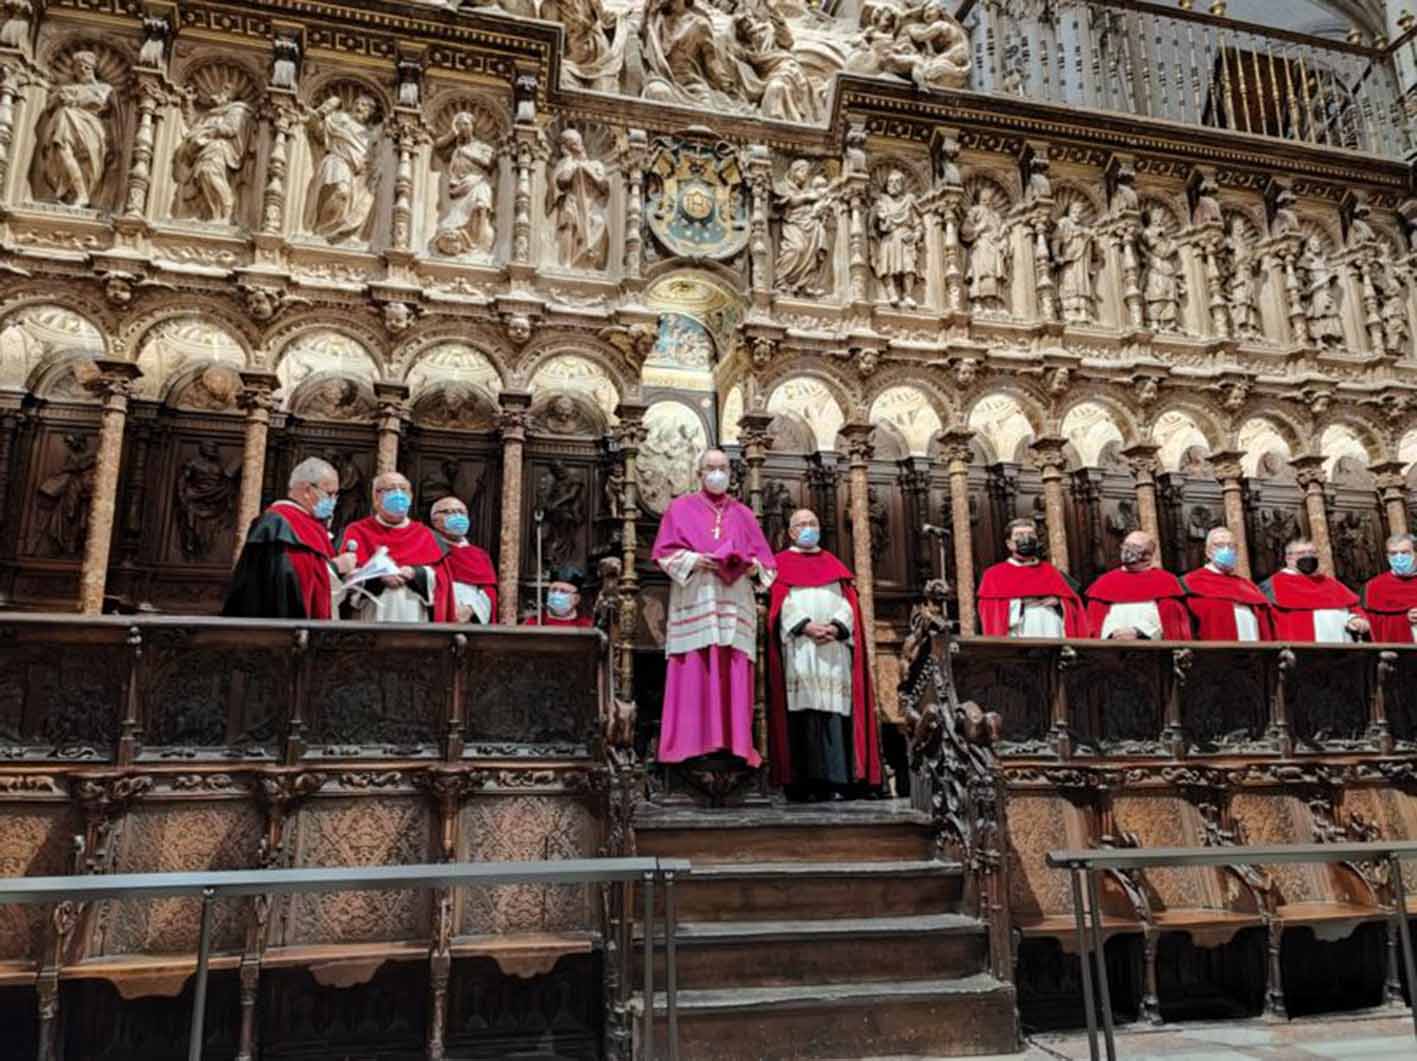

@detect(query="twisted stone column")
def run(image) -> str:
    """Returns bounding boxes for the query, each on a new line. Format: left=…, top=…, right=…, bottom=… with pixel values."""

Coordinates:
left=1122, top=442, right=1163, bottom=559
left=1291, top=455, right=1336, bottom=575
left=1210, top=450, right=1253, bottom=578
left=233, top=372, right=280, bottom=560
left=937, top=428, right=977, bottom=635
left=374, top=382, right=409, bottom=477
left=1029, top=435, right=1071, bottom=574
left=839, top=422, right=877, bottom=667
left=496, top=391, right=532, bottom=623
left=78, top=361, right=142, bottom=615
left=1372, top=461, right=1410, bottom=537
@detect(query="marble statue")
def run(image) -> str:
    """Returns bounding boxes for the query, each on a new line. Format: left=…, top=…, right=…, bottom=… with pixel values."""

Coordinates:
left=549, top=129, right=609, bottom=270
left=1347, top=200, right=1377, bottom=248
left=305, top=94, right=380, bottom=243
left=1192, top=176, right=1222, bottom=226
left=1300, top=235, right=1344, bottom=348
left=173, top=88, right=254, bottom=222
left=31, top=51, right=113, bottom=207
left=894, top=0, right=971, bottom=93
left=1053, top=201, right=1098, bottom=323
left=543, top=0, right=628, bottom=92
left=872, top=169, right=923, bottom=308
left=0, top=0, right=33, bottom=52
left=1271, top=188, right=1300, bottom=238
left=640, top=0, right=745, bottom=112
left=775, top=159, right=839, bottom=297
left=845, top=4, right=910, bottom=78
left=731, top=4, right=821, bottom=123
left=1225, top=217, right=1260, bottom=340
left=1376, top=260, right=1411, bottom=353
left=431, top=111, right=496, bottom=257
left=1140, top=210, right=1181, bottom=332
left=960, top=185, right=1011, bottom=313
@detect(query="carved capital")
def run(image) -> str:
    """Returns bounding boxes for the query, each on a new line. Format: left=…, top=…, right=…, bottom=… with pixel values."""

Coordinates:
left=1290, top=454, right=1328, bottom=492
left=237, top=371, right=281, bottom=416
left=84, top=360, right=142, bottom=409
left=839, top=420, right=874, bottom=466
left=1371, top=460, right=1408, bottom=495
left=496, top=390, right=533, bottom=441
left=935, top=427, right=976, bottom=470
left=1208, top=449, right=1246, bottom=484
left=1028, top=434, right=1069, bottom=472
left=1121, top=442, right=1162, bottom=480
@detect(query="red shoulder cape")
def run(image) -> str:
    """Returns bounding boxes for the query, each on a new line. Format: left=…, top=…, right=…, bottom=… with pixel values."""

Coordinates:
left=1362, top=572, right=1417, bottom=644
left=1084, top=567, right=1191, bottom=640
left=1260, top=571, right=1366, bottom=642
left=342, top=516, right=456, bottom=622
left=1181, top=567, right=1274, bottom=641
left=522, top=613, right=594, bottom=627
left=976, top=560, right=1090, bottom=638
left=269, top=501, right=335, bottom=621
left=766, top=549, right=882, bottom=789
left=434, top=534, right=498, bottom=622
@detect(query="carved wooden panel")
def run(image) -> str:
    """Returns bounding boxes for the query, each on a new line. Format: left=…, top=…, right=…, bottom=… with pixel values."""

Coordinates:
left=463, top=642, right=598, bottom=754
left=1005, top=793, right=1086, bottom=919
left=280, top=427, right=380, bottom=549
left=0, top=637, right=124, bottom=761
left=1229, top=792, right=1341, bottom=905
left=1181, top=651, right=1267, bottom=749
left=1291, top=651, right=1370, bottom=749
left=1330, top=493, right=1384, bottom=587
left=1244, top=480, right=1306, bottom=584
left=140, top=633, right=285, bottom=758
left=16, top=424, right=99, bottom=564
left=956, top=654, right=1049, bottom=755
left=1158, top=473, right=1226, bottom=576
left=521, top=448, right=601, bottom=581
left=0, top=801, right=76, bottom=962
left=458, top=795, right=595, bottom=935
left=287, top=796, right=434, bottom=946
left=1388, top=655, right=1417, bottom=746
left=445, top=956, right=600, bottom=1060
left=259, top=965, right=425, bottom=1059
left=1066, top=654, right=1161, bottom=753
left=759, top=462, right=810, bottom=554
left=406, top=435, right=500, bottom=552
left=1110, top=794, right=1219, bottom=912
left=155, top=433, right=244, bottom=569
left=62, top=977, right=242, bottom=1061
left=305, top=633, right=445, bottom=757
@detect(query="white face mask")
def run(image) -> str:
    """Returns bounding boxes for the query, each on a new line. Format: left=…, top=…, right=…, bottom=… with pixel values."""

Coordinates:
left=702, top=469, right=730, bottom=495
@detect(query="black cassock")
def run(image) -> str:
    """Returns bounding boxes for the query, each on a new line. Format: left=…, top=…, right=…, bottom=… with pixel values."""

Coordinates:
left=222, top=509, right=330, bottom=620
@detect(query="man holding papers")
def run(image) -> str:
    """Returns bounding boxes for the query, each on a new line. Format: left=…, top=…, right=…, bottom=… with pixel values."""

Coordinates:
left=341, top=472, right=455, bottom=623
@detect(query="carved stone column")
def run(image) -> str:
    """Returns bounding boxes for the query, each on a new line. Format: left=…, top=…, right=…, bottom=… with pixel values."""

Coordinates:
left=374, top=383, right=410, bottom=476
left=844, top=124, right=871, bottom=306
left=496, top=391, right=532, bottom=623
left=738, top=409, right=774, bottom=515
left=0, top=64, right=27, bottom=196
left=1029, top=209, right=1058, bottom=323
left=1292, top=455, right=1336, bottom=575
left=613, top=402, right=647, bottom=697
left=840, top=422, right=877, bottom=668
left=234, top=372, right=280, bottom=559
left=1210, top=450, right=1253, bottom=578
left=621, top=129, right=647, bottom=283
left=1122, top=443, right=1163, bottom=557
left=938, top=428, right=977, bottom=635
left=261, top=94, right=301, bottom=236
left=1372, top=461, right=1410, bottom=537
left=78, top=362, right=142, bottom=615
left=1029, top=435, right=1071, bottom=574
left=391, top=111, right=427, bottom=252
left=747, top=145, right=773, bottom=304
left=510, top=75, right=541, bottom=267
left=123, top=74, right=168, bottom=218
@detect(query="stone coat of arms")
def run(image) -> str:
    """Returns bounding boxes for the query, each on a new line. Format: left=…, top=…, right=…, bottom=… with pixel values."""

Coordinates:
left=645, top=138, right=750, bottom=260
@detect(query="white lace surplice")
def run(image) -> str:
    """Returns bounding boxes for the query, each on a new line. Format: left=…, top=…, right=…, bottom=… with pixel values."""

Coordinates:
left=1098, top=601, right=1163, bottom=640
left=779, top=582, right=854, bottom=717
left=658, top=550, right=775, bottom=661
left=347, top=567, right=438, bottom=623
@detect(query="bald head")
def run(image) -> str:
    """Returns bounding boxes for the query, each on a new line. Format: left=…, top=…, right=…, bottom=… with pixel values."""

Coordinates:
left=372, top=472, right=413, bottom=524
left=1120, top=530, right=1155, bottom=571
left=698, top=448, right=731, bottom=496
left=789, top=508, right=822, bottom=550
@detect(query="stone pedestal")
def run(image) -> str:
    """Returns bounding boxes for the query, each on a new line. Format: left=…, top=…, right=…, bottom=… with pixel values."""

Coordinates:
left=496, top=391, right=532, bottom=623
left=938, top=428, right=977, bottom=635
left=1029, top=435, right=1071, bottom=574
left=1210, top=450, right=1253, bottom=579
left=78, top=361, right=143, bottom=615
left=233, top=371, right=280, bottom=561
left=1291, top=455, right=1335, bottom=575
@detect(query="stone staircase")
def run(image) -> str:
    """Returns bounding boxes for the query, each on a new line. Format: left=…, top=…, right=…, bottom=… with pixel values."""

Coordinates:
left=632, top=800, right=1020, bottom=1060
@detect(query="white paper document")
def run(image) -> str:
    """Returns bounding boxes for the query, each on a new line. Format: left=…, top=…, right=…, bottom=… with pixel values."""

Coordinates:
left=343, top=545, right=400, bottom=586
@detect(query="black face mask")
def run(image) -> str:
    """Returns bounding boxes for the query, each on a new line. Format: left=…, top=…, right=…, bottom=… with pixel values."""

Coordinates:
left=1296, top=556, right=1320, bottom=575
left=1015, top=538, right=1040, bottom=558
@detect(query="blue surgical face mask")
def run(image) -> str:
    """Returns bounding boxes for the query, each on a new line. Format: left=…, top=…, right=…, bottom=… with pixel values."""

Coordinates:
left=1212, top=546, right=1237, bottom=572
left=443, top=513, right=470, bottom=537
left=547, top=590, right=574, bottom=615
left=381, top=490, right=412, bottom=518
left=795, top=527, right=820, bottom=548
left=312, top=492, right=336, bottom=521
left=1392, top=552, right=1416, bottom=577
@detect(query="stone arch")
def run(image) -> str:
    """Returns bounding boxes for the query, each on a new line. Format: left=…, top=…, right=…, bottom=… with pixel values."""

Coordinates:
left=759, top=356, right=858, bottom=417
left=967, top=392, right=1039, bottom=466
left=1238, top=416, right=1297, bottom=478
left=119, top=300, right=260, bottom=365
left=1318, top=421, right=1373, bottom=480
left=0, top=302, right=106, bottom=391
left=766, top=375, right=848, bottom=453
left=527, top=352, right=621, bottom=423
left=1061, top=400, right=1127, bottom=468
left=868, top=384, right=945, bottom=458
left=264, top=313, right=387, bottom=374
left=1145, top=397, right=1225, bottom=450
left=1058, top=390, right=1141, bottom=449
left=1151, top=409, right=1215, bottom=472
left=133, top=315, right=249, bottom=401
left=1314, top=410, right=1384, bottom=463
left=274, top=328, right=382, bottom=411
left=517, top=331, right=636, bottom=402
left=402, top=341, right=505, bottom=402
left=865, top=368, right=958, bottom=426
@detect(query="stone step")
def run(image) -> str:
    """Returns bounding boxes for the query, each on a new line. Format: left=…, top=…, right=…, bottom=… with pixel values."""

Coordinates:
left=641, top=975, right=1020, bottom=1060
left=662, top=858, right=965, bottom=922
left=640, top=912, right=988, bottom=989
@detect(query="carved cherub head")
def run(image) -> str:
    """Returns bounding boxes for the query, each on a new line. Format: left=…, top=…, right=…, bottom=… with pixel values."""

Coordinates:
left=505, top=313, right=532, bottom=344
left=383, top=301, right=414, bottom=334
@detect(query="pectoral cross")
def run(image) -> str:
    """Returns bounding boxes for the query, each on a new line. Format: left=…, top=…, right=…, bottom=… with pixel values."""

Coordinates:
left=712, top=509, right=723, bottom=540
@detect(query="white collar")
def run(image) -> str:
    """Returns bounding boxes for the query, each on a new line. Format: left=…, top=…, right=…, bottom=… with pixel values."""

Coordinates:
left=376, top=515, right=410, bottom=529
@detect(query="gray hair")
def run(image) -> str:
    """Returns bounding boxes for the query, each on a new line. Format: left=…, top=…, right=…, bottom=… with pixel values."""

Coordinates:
left=697, top=448, right=728, bottom=472
left=1388, top=532, right=1415, bottom=551
left=288, top=457, right=335, bottom=491
left=1205, top=526, right=1234, bottom=548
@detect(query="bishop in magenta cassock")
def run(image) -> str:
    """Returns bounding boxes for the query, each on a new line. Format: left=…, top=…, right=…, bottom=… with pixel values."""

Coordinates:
left=430, top=495, right=498, bottom=623
left=342, top=472, right=455, bottom=623
left=1362, top=532, right=1417, bottom=644
left=523, top=565, right=595, bottom=628
left=1181, top=526, right=1273, bottom=641
left=1260, top=538, right=1370, bottom=643
left=651, top=450, right=776, bottom=767
left=977, top=518, right=1089, bottom=638
left=1084, top=531, right=1191, bottom=640
left=766, top=509, right=882, bottom=800
left=224, top=457, right=357, bottom=619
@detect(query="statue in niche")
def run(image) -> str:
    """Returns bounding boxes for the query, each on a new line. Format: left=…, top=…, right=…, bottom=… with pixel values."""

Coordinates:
left=867, top=486, right=889, bottom=564
left=178, top=365, right=241, bottom=411
left=172, top=83, right=254, bottom=223
left=30, top=433, right=94, bottom=558
left=305, top=93, right=380, bottom=243
left=31, top=50, right=113, bottom=208
left=1300, top=235, right=1344, bottom=348
left=420, top=459, right=485, bottom=520
left=536, top=394, right=591, bottom=435
left=1, top=0, right=33, bottom=52
left=762, top=479, right=794, bottom=551
left=961, top=185, right=1011, bottom=314
left=536, top=460, right=585, bottom=568
left=1347, top=201, right=1377, bottom=249
left=1140, top=209, right=1182, bottom=332
left=431, top=111, right=496, bottom=257
left=548, top=129, right=609, bottom=271
left=775, top=159, right=839, bottom=298
left=174, top=440, right=238, bottom=562
left=1335, top=510, right=1377, bottom=579
left=1225, top=217, right=1261, bottom=340
left=730, top=4, right=820, bottom=123
left=894, top=0, right=972, bottom=93
left=640, top=0, right=745, bottom=111
left=1107, top=498, right=1140, bottom=540
left=298, top=377, right=371, bottom=421
left=1258, top=507, right=1301, bottom=574
left=1375, top=259, right=1411, bottom=354
left=1192, top=176, right=1222, bottom=227
left=323, top=449, right=366, bottom=538
left=1109, top=162, right=1138, bottom=217
left=872, top=169, right=923, bottom=308
left=543, top=0, right=628, bottom=92
left=1052, top=201, right=1099, bottom=323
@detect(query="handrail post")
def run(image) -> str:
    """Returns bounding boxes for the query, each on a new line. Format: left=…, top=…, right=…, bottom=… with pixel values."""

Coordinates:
left=188, top=886, right=216, bottom=1061
left=1070, top=866, right=1101, bottom=1061
left=642, top=870, right=656, bottom=1061
left=1085, top=868, right=1117, bottom=1061
left=665, top=867, right=679, bottom=1061
left=1388, top=852, right=1417, bottom=1039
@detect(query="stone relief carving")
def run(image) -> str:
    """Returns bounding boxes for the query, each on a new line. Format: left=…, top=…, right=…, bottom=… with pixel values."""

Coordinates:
left=30, top=47, right=121, bottom=209
left=638, top=400, right=707, bottom=516
left=304, top=86, right=382, bottom=243
left=845, top=0, right=971, bottom=94
left=544, top=0, right=630, bottom=91
left=530, top=392, right=604, bottom=436
left=290, top=376, right=376, bottom=421
left=29, top=432, right=94, bottom=558
left=174, top=440, right=238, bottom=562
left=548, top=129, right=609, bottom=270
left=960, top=180, right=1011, bottom=315
left=1224, top=213, right=1262, bottom=341
left=410, top=382, right=498, bottom=430
left=641, top=0, right=745, bottom=111
left=1375, top=259, right=1411, bottom=354
left=0, top=0, right=33, bottom=53
left=172, top=64, right=258, bottom=223
left=1052, top=196, right=1101, bottom=324
left=730, top=3, right=821, bottom=123
left=174, top=364, right=242, bottom=411
left=1299, top=233, right=1344, bottom=349
left=1139, top=206, right=1182, bottom=333
left=872, top=167, right=924, bottom=308
left=774, top=158, right=840, bottom=297
left=431, top=106, right=497, bottom=258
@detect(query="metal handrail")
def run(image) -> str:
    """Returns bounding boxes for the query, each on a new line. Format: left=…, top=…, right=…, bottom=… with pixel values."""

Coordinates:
left=1046, top=842, right=1417, bottom=1061
left=0, top=856, right=690, bottom=1061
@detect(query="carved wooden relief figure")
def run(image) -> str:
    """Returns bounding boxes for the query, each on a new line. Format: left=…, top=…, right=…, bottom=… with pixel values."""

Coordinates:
left=174, top=440, right=238, bottom=561
left=535, top=460, right=586, bottom=568
left=29, top=432, right=95, bottom=558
